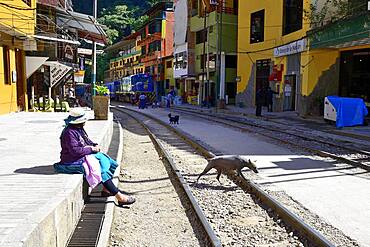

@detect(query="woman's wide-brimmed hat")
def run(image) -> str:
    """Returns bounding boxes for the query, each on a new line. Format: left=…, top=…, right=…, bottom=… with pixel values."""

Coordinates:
left=64, top=108, right=88, bottom=125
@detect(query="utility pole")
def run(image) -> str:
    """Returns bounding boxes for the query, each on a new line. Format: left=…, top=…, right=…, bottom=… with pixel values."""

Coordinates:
left=201, top=5, right=207, bottom=105
left=91, top=0, right=97, bottom=97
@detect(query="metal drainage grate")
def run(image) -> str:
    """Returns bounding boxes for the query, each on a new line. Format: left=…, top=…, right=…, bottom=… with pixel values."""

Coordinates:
left=67, top=212, right=105, bottom=247
left=67, top=121, right=121, bottom=247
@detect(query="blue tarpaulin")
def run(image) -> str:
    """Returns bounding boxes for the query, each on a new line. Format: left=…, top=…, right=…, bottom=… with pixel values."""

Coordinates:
left=327, top=96, right=368, bottom=128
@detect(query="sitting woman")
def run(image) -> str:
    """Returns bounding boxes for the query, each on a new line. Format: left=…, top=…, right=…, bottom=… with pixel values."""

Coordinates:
left=54, top=108, right=135, bottom=206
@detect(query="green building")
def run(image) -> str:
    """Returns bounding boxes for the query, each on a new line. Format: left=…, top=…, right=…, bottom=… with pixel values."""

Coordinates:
left=190, top=0, right=238, bottom=105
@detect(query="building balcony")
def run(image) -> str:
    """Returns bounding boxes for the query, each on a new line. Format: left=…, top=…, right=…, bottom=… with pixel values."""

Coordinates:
left=308, top=12, right=370, bottom=49
left=137, top=32, right=162, bottom=46
left=190, top=10, right=237, bottom=32
left=141, top=51, right=161, bottom=63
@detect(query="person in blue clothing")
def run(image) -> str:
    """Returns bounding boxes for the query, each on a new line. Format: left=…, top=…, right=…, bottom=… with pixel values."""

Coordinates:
left=138, top=93, right=147, bottom=109
left=266, top=86, right=278, bottom=112
left=54, top=108, right=135, bottom=206
left=166, top=92, right=172, bottom=108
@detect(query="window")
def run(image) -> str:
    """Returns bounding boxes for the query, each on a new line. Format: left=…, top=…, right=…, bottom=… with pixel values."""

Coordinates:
left=149, top=40, right=161, bottom=53
left=174, top=52, right=188, bottom=70
left=250, top=10, right=265, bottom=43
left=225, top=55, right=237, bottom=68
left=166, top=60, right=172, bottom=68
left=196, top=29, right=207, bottom=44
left=283, top=0, right=303, bottom=35
left=149, top=21, right=162, bottom=34
left=2, top=46, right=10, bottom=84
left=165, top=79, right=170, bottom=89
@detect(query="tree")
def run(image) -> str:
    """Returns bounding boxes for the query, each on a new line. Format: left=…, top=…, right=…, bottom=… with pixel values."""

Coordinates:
left=305, top=0, right=368, bottom=28
left=98, top=5, right=148, bottom=44
left=148, top=0, right=162, bottom=6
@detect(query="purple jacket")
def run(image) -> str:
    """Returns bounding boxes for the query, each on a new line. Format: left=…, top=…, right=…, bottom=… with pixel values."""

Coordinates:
left=60, top=126, right=97, bottom=163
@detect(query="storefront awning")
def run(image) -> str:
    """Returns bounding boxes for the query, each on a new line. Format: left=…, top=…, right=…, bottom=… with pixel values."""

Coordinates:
left=56, top=8, right=107, bottom=44
left=26, top=56, right=49, bottom=79
left=32, top=35, right=81, bottom=45
left=44, top=61, right=73, bottom=88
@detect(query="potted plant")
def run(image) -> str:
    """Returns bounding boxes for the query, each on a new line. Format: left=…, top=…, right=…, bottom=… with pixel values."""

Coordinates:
left=93, top=85, right=110, bottom=120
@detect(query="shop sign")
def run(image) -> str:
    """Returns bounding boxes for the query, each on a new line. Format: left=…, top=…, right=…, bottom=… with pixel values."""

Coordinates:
left=268, top=64, right=284, bottom=81
left=274, top=39, right=306, bottom=57
left=64, top=45, right=74, bottom=61
left=46, top=62, right=72, bottom=87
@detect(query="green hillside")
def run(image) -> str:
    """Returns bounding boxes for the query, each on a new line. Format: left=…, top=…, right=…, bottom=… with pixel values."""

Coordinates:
left=72, top=0, right=152, bottom=16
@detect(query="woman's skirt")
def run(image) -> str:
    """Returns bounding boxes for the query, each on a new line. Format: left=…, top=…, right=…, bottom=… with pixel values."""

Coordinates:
left=54, top=152, right=118, bottom=183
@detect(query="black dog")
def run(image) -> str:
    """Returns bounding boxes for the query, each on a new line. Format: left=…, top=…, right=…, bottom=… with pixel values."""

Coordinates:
left=168, top=113, right=179, bottom=124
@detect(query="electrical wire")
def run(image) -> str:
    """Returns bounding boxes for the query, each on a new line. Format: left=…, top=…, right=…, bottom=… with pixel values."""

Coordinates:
left=0, top=2, right=36, bottom=11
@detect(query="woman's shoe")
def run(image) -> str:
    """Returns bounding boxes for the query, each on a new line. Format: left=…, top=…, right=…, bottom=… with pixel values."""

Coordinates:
left=118, top=196, right=136, bottom=206
left=101, top=190, right=112, bottom=197
left=101, top=190, right=131, bottom=197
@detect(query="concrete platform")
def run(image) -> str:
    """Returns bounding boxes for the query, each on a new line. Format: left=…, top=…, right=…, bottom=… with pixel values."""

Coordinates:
left=0, top=110, right=113, bottom=247
left=174, top=104, right=370, bottom=144
left=119, top=104, right=370, bottom=247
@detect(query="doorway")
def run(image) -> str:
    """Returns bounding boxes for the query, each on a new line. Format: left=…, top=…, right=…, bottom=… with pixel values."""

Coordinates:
left=255, top=59, right=271, bottom=105
left=283, top=74, right=297, bottom=111
left=15, top=50, right=26, bottom=111
left=339, top=49, right=370, bottom=103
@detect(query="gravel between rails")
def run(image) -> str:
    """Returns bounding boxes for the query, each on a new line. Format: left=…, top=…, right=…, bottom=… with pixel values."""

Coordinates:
left=117, top=107, right=361, bottom=247
left=120, top=109, right=306, bottom=246
left=109, top=113, right=205, bottom=247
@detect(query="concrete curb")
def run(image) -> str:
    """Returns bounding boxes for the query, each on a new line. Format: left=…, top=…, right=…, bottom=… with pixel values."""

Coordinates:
left=4, top=113, right=114, bottom=247
left=97, top=120, right=124, bottom=247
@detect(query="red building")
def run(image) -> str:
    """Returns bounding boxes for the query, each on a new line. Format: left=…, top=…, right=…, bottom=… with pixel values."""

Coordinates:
left=137, top=1, right=174, bottom=98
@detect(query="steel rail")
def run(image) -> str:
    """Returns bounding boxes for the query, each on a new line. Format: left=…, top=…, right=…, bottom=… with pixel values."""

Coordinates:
left=112, top=107, right=222, bottom=247
left=113, top=105, right=336, bottom=247
left=173, top=107, right=370, bottom=171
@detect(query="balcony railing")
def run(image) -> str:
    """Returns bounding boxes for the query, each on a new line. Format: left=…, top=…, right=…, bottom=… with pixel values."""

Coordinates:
left=141, top=51, right=161, bottom=63
left=137, top=32, right=162, bottom=46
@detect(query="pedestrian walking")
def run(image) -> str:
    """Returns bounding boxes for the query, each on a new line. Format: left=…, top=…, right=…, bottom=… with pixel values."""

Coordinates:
left=166, top=93, right=172, bottom=108
left=138, top=93, right=147, bottom=109
left=54, top=109, right=135, bottom=206
left=266, top=86, right=278, bottom=112
left=255, top=88, right=265, bottom=116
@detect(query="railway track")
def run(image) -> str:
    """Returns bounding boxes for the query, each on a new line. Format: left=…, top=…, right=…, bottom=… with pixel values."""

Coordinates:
left=171, top=107, right=370, bottom=171
left=112, top=106, right=337, bottom=247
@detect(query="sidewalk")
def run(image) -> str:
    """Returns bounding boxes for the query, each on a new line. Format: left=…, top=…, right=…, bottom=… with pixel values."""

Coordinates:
left=175, top=104, right=370, bottom=143
left=0, top=110, right=113, bottom=247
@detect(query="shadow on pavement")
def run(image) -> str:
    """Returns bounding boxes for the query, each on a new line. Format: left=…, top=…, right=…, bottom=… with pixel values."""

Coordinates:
left=14, top=165, right=56, bottom=175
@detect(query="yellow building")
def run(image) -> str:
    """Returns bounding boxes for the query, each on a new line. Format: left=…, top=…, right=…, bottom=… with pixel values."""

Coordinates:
left=238, top=0, right=370, bottom=115
left=107, top=33, right=144, bottom=82
left=0, top=0, right=36, bottom=115
left=164, top=56, right=175, bottom=94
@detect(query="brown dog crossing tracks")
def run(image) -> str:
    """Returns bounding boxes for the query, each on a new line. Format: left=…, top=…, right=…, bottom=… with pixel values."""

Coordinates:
left=112, top=106, right=336, bottom=247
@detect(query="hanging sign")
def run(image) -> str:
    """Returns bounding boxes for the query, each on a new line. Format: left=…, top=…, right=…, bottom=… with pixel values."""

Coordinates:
left=268, top=64, right=284, bottom=81
left=274, top=39, right=307, bottom=57
left=45, top=61, right=72, bottom=87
